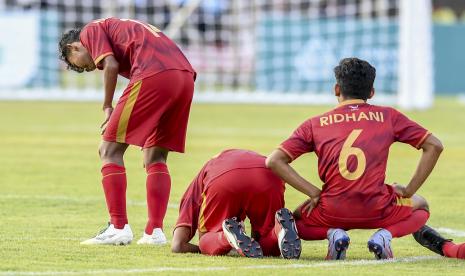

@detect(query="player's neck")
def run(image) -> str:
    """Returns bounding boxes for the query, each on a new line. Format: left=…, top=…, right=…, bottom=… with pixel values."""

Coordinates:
left=336, top=98, right=367, bottom=107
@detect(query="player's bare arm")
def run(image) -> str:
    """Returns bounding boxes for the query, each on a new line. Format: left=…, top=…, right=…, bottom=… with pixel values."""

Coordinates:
left=172, top=226, right=200, bottom=254
left=266, top=149, right=321, bottom=200
left=100, top=55, right=119, bottom=132
left=395, top=134, right=443, bottom=198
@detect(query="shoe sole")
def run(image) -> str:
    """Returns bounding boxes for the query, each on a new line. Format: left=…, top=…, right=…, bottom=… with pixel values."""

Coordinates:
left=81, top=236, right=133, bottom=246
left=222, top=218, right=263, bottom=258
left=275, top=208, right=301, bottom=259
left=367, top=240, right=392, bottom=260
left=326, top=236, right=350, bottom=260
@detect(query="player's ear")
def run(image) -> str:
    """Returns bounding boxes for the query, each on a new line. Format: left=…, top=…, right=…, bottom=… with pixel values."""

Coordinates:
left=334, top=83, right=341, bottom=97
left=368, top=87, right=375, bottom=99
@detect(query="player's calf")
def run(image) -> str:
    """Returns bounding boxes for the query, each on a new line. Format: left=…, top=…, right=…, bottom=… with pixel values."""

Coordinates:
left=413, top=225, right=451, bottom=256
left=368, top=229, right=393, bottom=259
left=222, top=217, right=263, bottom=258
left=326, top=228, right=350, bottom=260
left=275, top=208, right=301, bottom=259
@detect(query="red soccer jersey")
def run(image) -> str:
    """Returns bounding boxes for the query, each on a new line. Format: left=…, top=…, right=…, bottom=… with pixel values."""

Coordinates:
left=175, top=149, right=267, bottom=239
left=280, top=99, right=430, bottom=222
left=80, top=17, right=195, bottom=82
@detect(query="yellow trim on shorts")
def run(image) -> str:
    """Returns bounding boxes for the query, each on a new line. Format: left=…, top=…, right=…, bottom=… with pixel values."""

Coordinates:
left=396, top=197, right=413, bottom=207
left=198, top=192, right=208, bottom=232
left=116, top=80, right=142, bottom=143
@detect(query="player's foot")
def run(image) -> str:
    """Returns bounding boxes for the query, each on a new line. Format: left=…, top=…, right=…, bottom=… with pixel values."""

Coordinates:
left=222, top=217, right=263, bottom=258
left=413, top=225, right=452, bottom=256
left=275, top=208, right=301, bottom=259
left=80, top=223, right=133, bottom=245
left=368, top=229, right=393, bottom=259
left=136, top=228, right=168, bottom=245
left=326, top=228, right=350, bottom=260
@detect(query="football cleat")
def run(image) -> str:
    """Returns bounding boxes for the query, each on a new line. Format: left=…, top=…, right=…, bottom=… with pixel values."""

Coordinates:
left=137, top=228, right=168, bottom=245
left=222, top=217, right=263, bottom=258
left=413, top=225, right=452, bottom=256
left=368, top=229, right=393, bottom=259
left=326, top=228, right=350, bottom=260
left=275, top=208, right=301, bottom=259
left=81, top=223, right=133, bottom=245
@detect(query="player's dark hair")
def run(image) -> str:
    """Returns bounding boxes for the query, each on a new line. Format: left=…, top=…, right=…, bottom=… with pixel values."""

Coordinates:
left=59, top=28, right=84, bottom=73
left=334, top=58, right=376, bottom=100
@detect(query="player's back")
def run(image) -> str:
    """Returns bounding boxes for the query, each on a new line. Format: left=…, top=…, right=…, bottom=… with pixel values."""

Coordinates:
left=80, top=17, right=195, bottom=80
left=307, top=100, right=428, bottom=221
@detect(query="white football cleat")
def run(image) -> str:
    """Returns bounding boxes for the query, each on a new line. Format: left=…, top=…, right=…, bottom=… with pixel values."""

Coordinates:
left=81, top=223, right=133, bottom=245
left=368, top=229, right=394, bottom=259
left=136, top=228, right=167, bottom=245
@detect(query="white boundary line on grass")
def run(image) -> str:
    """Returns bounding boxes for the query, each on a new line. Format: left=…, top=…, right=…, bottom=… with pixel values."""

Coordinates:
left=0, top=256, right=440, bottom=276
left=435, top=227, right=465, bottom=237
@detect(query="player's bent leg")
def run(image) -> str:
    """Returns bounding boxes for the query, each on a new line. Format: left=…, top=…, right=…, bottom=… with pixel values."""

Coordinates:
left=198, top=231, right=232, bottom=256
left=274, top=208, right=301, bottom=259
left=326, top=229, right=350, bottom=260
left=411, top=194, right=429, bottom=212
left=95, top=141, right=131, bottom=242
left=81, top=222, right=133, bottom=245
left=222, top=218, right=263, bottom=258
left=138, top=146, right=170, bottom=245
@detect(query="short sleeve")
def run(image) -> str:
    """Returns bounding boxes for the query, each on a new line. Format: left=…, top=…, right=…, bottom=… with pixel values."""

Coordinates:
left=173, top=166, right=206, bottom=240
left=80, top=22, right=114, bottom=67
left=392, top=109, right=430, bottom=149
left=279, top=120, right=314, bottom=160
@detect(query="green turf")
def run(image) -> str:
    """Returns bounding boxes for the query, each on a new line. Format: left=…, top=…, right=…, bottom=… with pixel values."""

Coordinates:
left=1, top=99, right=465, bottom=275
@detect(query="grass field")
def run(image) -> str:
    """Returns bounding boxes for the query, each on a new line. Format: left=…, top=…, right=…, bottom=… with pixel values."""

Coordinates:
left=1, top=99, right=465, bottom=275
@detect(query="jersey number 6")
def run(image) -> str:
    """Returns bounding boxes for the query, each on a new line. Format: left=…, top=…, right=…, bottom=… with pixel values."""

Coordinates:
left=338, top=129, right=366, bottom=180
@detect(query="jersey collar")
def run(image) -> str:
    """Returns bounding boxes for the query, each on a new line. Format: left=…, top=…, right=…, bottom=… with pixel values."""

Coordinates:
left=336, top=99, right=367, bottom=108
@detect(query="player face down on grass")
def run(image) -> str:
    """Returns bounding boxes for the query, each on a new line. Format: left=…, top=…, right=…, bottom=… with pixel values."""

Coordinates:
left=266, top=57, right=444, bottom=260
left=171, top=149, right=301, bottom=259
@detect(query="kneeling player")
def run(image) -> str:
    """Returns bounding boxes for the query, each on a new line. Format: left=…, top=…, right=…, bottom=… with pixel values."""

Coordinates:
left=413, top=225, right=465, bottom=260
left=266, top=58, right=443, bottom=260
left=171, top=149, right=301, bottom=259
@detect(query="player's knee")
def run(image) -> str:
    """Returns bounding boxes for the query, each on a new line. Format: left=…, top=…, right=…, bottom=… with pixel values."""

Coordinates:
left=171, top=240, right=184, bottom=253
left=412, top=194, right=429, bottom=212
left=98, top=143, right=123, bottom=162
left=144, top=147, right=169, bottom=166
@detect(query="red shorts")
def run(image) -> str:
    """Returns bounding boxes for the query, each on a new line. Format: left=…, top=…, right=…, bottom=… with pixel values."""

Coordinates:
left=298, top=195, right=413, bottom=230
left=199, top=167, right=285, bottom=238
left=103, top=69, right=194, bottom=152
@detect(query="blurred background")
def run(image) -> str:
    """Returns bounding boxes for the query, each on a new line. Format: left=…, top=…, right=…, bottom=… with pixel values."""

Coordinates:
left=0, top=0, right=462, bottom=108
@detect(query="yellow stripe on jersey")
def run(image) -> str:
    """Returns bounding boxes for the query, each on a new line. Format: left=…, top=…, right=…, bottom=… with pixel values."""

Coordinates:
left=116, top=80, right=142, bottom=143
left=396, top=197, right=413, bottom=207
left=198, top=192, right=208, bottom=232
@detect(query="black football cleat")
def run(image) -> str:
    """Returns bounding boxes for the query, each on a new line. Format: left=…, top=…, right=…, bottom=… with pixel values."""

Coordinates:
left=275, top=208, right=302, bottom=259
left=413, top=225, right=452, bottom=256
left=222, top=217, right=263, bottom=258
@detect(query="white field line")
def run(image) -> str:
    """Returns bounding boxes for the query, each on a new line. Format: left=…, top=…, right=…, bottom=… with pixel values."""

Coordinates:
left=0, top=194, right=179, bottom=209
left=0, top=256, right=441, bottom=276
left=435, top=227, right=465, bottom=237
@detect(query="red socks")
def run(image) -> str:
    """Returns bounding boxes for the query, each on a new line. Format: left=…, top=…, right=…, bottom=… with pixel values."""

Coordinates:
left=101, top=163, right=128, bottom=229
left=443, top=242, right=465, bottom=259
left=259, top=228, right=281, bottom=256
left=386, top=209, right=430, bottom=238
left=145, top=163, right=171, bottom=234
left=199, top=232, right=231, bottom=255
left=296, top=220, right=329, bottom=240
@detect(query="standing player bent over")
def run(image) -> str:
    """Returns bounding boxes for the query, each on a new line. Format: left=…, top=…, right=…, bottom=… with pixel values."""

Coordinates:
left=171, top=149, right=301, bottom=259
left=59, top=17, right=196, bottom=245
left=266, top=58, right=443, bottom=260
